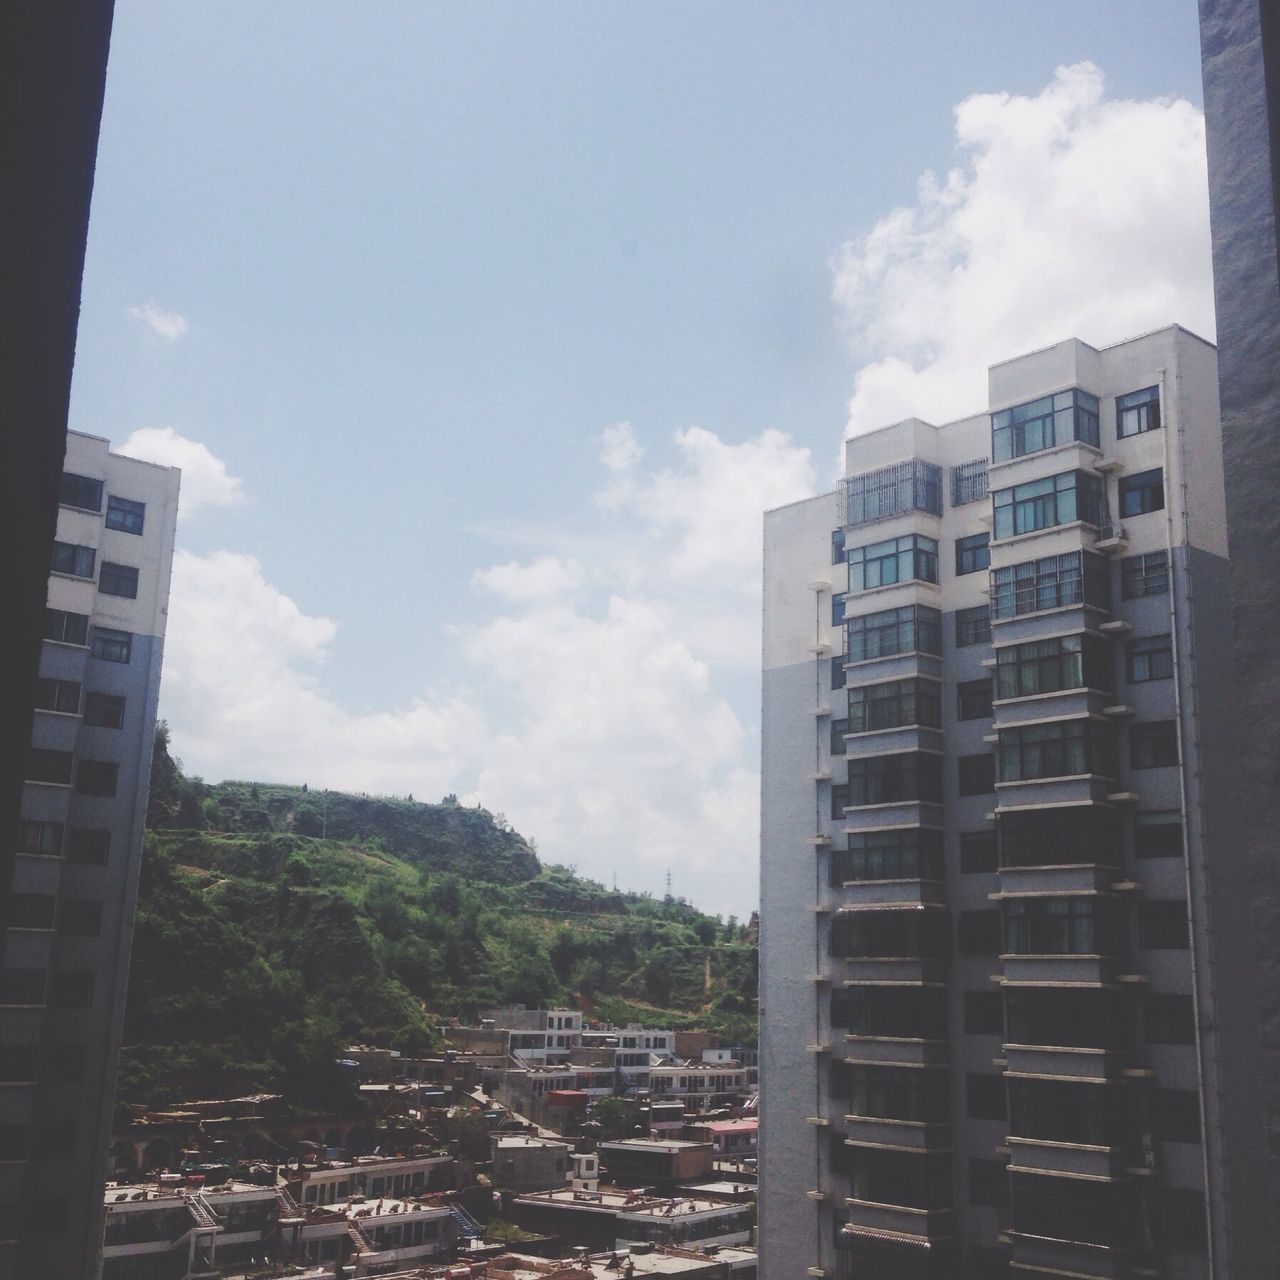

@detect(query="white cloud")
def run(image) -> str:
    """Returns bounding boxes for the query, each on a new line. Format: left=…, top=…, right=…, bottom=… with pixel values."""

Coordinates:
left=128, top=302, right=189, bottom=341
left=472, top=556, right=585, bottom=602
left=117, top=426, right=247, bottom=521
left=834, top=62, right=1215, bottom=435
left=600, top=422, right=644, bottom=473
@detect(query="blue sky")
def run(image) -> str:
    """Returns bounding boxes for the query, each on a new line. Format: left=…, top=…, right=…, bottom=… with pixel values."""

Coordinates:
left=70, top=2, right=1212, bottom=917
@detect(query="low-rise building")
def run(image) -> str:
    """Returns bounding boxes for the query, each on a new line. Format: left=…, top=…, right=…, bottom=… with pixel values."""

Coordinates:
left=598, top=1141, right=714, bottom=1189
left=288, top=1153, right=455, bottom=1207
left=681, top=1121, right=757, bottom=1162
left=492, top=1134, right=574, bottom=1193
left=646, top=1066, right=748, bottom=1110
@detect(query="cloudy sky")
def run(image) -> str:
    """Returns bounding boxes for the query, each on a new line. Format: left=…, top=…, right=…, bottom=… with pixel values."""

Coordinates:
left=71, top=2, right=1213, bottom=918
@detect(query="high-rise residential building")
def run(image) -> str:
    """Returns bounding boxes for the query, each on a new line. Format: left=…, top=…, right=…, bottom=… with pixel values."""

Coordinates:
left=760, top=327, right=1229, bottom=1280
left=1, top=430, right=178, bottom=1279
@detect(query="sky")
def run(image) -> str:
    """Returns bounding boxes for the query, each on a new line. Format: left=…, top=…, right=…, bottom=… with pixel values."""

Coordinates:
left=70, top=1, right=1214, bottom=918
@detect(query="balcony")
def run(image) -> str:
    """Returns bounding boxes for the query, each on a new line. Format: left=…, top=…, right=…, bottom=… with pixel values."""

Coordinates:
left=1004, top=1044, right=1125, bottom=1083
left=838, top=878, right=946, bottom=909
left=844, top=957, right=947, bottom=986
left=996, top=863, right=1117, bottom=897
left=844, top=1117, right=951, bottom=1152
left=1008, top=1233, right=1135, bottom=1279
left=843, top=1200, right=955, bottom=1244
left=1006, top=1136, right=1129, bottom=1180
left=1000, top=954, right=1118, bottom=986
left=845, top=1037, right=949, bottom=1068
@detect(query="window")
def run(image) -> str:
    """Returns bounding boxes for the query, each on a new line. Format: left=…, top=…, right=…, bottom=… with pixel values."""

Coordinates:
left=969, top=1158, right=1009, bottom=1207
left=1139, top=901, right=1190, bottom=950
left=958, top=909, right=1002, bottom=954
left=1121, top=550, right=1169, bottom=599
left=956, top=532, right=991, bottom=576
left=26, top=749, right=73, bottom=785
left=1118, top=468, right=1165, bottom=518
left=1152, top=1088, right=1201, bottom=1143
left=59, top=472, right=103, bottom=511
left=83, top=693, right=125, bottom=729
left=846, top=753, right=943, bottom=806
left=991, top=389, right=1100, bottom=461
left=832, top=986, right=946, bottom=1038
left=848, top=678, right=941, bottom=732
left=846, top=604, right=941, bottom=661
left=830, top=909, right=949, bottom=961
left=832, top=1063, right=949, bottom=1122
left=992, top=471, right=1104, bottom=539
left=1116, top=386, right=1161, bottom=438
left=99, top=561, right=139, bottom=598
left=956, top=605, right=991, bottom=647
left=957, top=679, right=993, bottom=721
left=998, top=809, right=1119, bottom=868
left=50, top=541, right=95, bottom=578
left=847, top=534, right=939, bottom=591
left=56, top=899, right=102, bottom=937
left=951, top=458, right=989, bottom=506
left=831, top=528, right=845, bottom=565
left=1135, top=811, right=1182, bottom=859
left=43, top=608, right=89, bottom=646
left=831, top=784, right=849, bottom=818
left=995, top=634, right=1111, bottom=700
left=0, top=970, right=46, bottom=1005
left=830, top=718, right=849, bottom=754
left=831, top=829, right=945, bottom=885
left=67, top=828, right=110, bottom=865
left=48, top=972, right=94, bottom=1009
left=998, top=720, right=1115, bottom=782
left=1144, top=994, right=1195, bottom=1045
left=844, top=460, right=942, bottom=526
left=830, top=655, right=846, bottom=690
left=832, top=595, right=846, bottom=626
left=105, top=494, right=145, bottom=534
left=4, top=895, right=56, bottom=930
left=34, top=678, right=80, bottom=714
left=959, top=831, right=998, bottom=872
left=1006, top=988, right=1124, bottom=1050
left=1127, top=635, right=1172, bottom=682
left=75, top=759, right=118, bottom=797
left=964, top=991, right=1004, bottom=1035
left=1131, top=720, right=1179, bottom=769
left=991, top=549, right=1109, bottom=619
left=1004, top=898, right=1113, bottom=955
left=967, top=1073, right=1007, bottom=1120
left=958, top=753, right=995, bottom=795
left=19, top=820, right=63, bottom=857
left=90, top=627, right=132, bottom=663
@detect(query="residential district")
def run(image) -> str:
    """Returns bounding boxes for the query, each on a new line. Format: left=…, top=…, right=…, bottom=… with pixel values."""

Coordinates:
left=99, top=1007, right=760, bottom=1280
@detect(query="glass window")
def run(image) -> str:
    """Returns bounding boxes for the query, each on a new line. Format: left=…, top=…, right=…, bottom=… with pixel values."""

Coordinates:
left=847, top=534, right=939, bottom=591
left=1139, top=901, right=1190, bottom=950
left=75, top=759, right=118, bottom=797
left=1131, top=720, right=1179, bottom=769
left=834, top=1063, right=949, bottom=1122
left=1144, top=994, right=1195, bottom=1045
left=831, top=527, right=846, bottom=565
left=847, top=678, right=942, bottom=732
left=1120, top=550, right=1168, bottom=599
left=951, top=458, right=989, bottom=506
left=957, top=679, right=993, bottom=721
left=844, top=460, right=942, bottom=526
left=50, top=541, right=95, bottom=578
left=998, top=719, right=1116, bottom=781
left=1116, top=386, right=1161, bottom=438
left=991, top=389, right=1100, bottom=462
left=995, top=634, right=1111, bottom=699
left=34, top=678, right=80, bottom=714
left=19, top=820, right=63, bottom=857
left=26, top=748, right=73, bottom=786
left=959, top=831, right=997, bottom=872
left=1003, top=898, right=1113, bottom=955
left=59, top=472, right=103, bottom=511
left=832, top=986, right=946, bottom=1039
left=958, top=909, right=1002, bottom=954
left=832, top=595, right=846, bottom=626
left=992, top=470, right=1104, bottom=539
left=99, top=561, right=139, bottom=598
left=991, top=550, right=1109, bottom=619
left=846, top=753, right=943, bottom=806
left=830, top=718, right=849, bottom=755
left=1135, top=811, right=1182, bottom=859
left=1127, top=635, right=1172, bottom=682
left=67, top=829, right=110, bottom=865
left=105, top=494, right=145, bottom=534
left=956, top=605, right=991, bottom=647
left=830, top=655, right=846, bottom=690
left=831, top=829, right=945, bottom=884
left=43, top=608, right=89, bottom=646
left=1118, top=468, right=1165, bottom=518
left=830, top=908, right=949, bottom=961
left=83, top=693, right=126, bottom=729
left=958, top=753, right=995, bottom=795
left=999, top=809, right=1119, bottom=867
left=955, top=532, right=990, bottom=576
left=964, top=992, right=1004, bottom=1035
left=90, top=627, right=132, bottom=663
left=846, top=604, right=941, bottom=661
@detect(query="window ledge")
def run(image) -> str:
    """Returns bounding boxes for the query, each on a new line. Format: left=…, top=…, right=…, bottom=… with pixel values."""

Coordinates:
left=847, top=579, right=941, bottom=600
left=42, top=640, right=91, bottom=652
left=843, top=649, right=942, bottom=668
left=33, top=709, right=80, bottom=720
left=22, top=780, right=73, bottom=790
left=991, top=687, right=1111, bottom=707
left=995, top=773, right=1116, bottom=788
left=988, top=440, right=1104, bottom=473
left=844, top=723, right=943, bottom=739
left=48, top=571, right=95, bottom=584
left=992, top=602, right=1110, bottom=627
left=991, top=520, right=1099, bottom=550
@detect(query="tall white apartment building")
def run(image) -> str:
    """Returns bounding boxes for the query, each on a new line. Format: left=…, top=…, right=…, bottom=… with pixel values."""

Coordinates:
left=760, top=329, right=1231, bottom=1280
left=0, top=431, right=179, bottom=1279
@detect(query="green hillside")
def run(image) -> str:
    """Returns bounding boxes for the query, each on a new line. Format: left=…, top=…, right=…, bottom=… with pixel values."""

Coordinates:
left=119, top=727, right=758, bottom=1108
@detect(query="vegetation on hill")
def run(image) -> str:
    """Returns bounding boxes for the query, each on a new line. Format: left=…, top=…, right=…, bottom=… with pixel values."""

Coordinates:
left=119, top=728, right=757, bottom=1108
